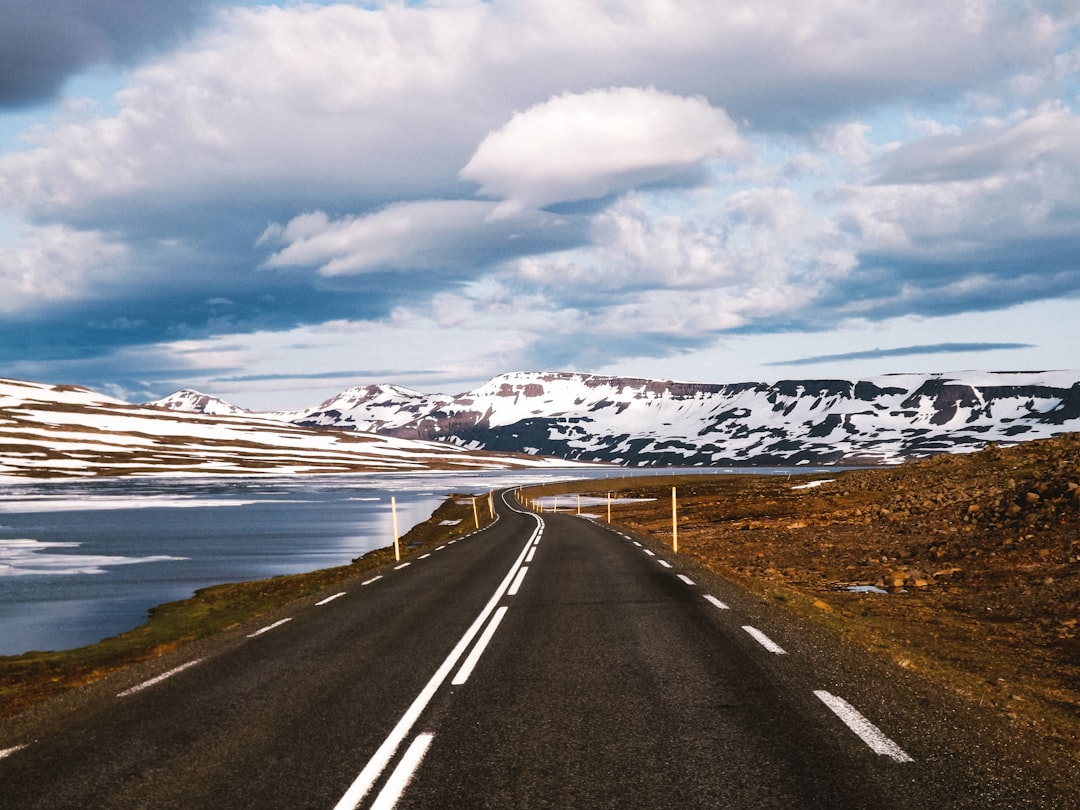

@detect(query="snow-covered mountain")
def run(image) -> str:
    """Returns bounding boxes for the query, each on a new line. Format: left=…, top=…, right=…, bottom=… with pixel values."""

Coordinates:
left=152, top=370, right=1080, bottom=466
left=0, top=377, right=565, bottom=479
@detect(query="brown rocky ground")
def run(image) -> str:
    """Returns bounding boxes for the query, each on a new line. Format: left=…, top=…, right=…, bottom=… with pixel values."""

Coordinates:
left=526, top=433, right=1080, bottom=753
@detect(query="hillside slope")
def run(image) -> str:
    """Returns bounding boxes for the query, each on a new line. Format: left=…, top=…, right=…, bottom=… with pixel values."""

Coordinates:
left=0, top=378, right=564, bottom=478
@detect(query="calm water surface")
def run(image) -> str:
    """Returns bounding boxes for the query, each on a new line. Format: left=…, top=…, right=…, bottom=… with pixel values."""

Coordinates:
left=0, top=467, right=820, bottom=654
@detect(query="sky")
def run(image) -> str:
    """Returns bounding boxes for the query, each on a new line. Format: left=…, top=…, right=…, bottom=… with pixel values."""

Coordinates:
left=0, top=0, right=1077, bottom=410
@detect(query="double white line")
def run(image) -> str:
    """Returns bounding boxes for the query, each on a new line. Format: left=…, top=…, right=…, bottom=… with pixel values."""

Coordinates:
left=333, top=512, right=542, bottom=810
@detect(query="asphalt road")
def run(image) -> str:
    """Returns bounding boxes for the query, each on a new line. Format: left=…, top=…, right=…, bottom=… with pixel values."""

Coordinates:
left=1, top=489, right=1077, bottom=808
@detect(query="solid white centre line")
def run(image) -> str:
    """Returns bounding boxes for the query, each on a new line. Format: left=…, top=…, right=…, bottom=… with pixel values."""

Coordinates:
left=394, top=562, right=411, bottom=570
left=248, top=617, right=293, bottom=638
left=742, top=625, right=787, bottom=654
left=369, top=733, right=436, bottom=810
left=703, top=594, right=730, bottom=610
left=677, top=574, right=695, bottom=586
left=814, top=690, right=913, bottom=763
left=452, top=606, right=509, bottom=685
left=333, top=515, right=542, bottom=810
left=362, top=575, right=383, bottom=586
left=657, top=559, right=673, bottom=568
left=508, top=566, right=529, bottom=596
left=118, top=659, right=203, bottom=697
left=316, top=592, right=347, bottom=606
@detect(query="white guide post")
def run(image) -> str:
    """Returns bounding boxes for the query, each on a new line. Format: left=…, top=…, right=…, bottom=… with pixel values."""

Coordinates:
left=672, top=486, right=678, bottom=553
left=392, top=496, right=400, bottom=562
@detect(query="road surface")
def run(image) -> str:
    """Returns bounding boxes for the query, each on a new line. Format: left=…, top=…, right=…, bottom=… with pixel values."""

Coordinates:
left=1, top=489, right=1076, bottom=808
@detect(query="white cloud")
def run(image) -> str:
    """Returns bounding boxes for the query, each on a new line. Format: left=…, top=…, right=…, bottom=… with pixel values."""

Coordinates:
left=842, top=105, right=1080, bottom=260
left=259, top=199, right=582, bottom=276
left=460, top=87, right=750, bottom=216
left=0, top=222, right=128, bottom=313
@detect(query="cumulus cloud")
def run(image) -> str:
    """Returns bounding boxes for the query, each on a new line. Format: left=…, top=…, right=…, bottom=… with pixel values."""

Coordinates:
left=460, top=87, right=750, bottom=216
left=0, top=222, right=128, bottom=313
left=829, top=105, right=1080, bottom=318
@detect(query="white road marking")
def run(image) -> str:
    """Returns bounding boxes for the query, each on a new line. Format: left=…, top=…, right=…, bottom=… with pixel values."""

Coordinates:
left=434, top=545, right=446, bottom=551
left=643, top=549, right=656, bottom=557
left=248, top=618, right=293, bottom=638
left=452, top=606, right=509, bottom=685
left=508, top=566, right=529, bottom=596
left=814, top=690, right=913, bottom=763
left=657, top=560, right=672, bottom=568
left=369, top=733, right=435, bottom=810
left=704, top=594, right=729, bottom=610
left=118, top=659, right=203, bottom=697
left=447, top=539, right=457, bottom=544
left=362, top=575, right=383, bottom=586
left=742, top=625, right=787, bottom=655
left=632, top=541, right=642, bottom=547
left=394, top=562, right=411, bottom=570
left=316, top=592, right=346, bottom=606
left=419, top=553, right=431, bottom=559
left=0, top=745, right=27, bottom=759
left=333, top=515, right=543, bottom=810
left=677, top=574, right=695, bottom=586
left=525, top=546, right=537, bottom=563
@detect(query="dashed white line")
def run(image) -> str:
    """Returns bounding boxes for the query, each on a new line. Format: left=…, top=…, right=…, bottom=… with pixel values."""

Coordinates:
left=643, top=549, right=656, bottom=557
left=657, top=559, right=673, bottom=568
left=361, top=575, right=383, bottom=586
left=814, top=690, right=913, bottom=763
left=316, top=592, right=347, bottom=606
left=394, top=562, right=411, bottom=570
left=677, top=574, right=695, bottom=586
left=452, top=606, right=509, bottom=685
left=508, top=566, right=529, bottom=596
left=0, top=745, right=27, bottom=760
left=333, top=516, right=541, bottom=810
left=632, top=541, right=642, bottom=547
left=434, top=545, right=446, bottom=551
left=248, top=617, right=293, bottom=638
left=118, top=659, right=203, bottom=697
left=525, top=546, right=537, bottom=563
left=369, top=733, right=435, bottom=810
left=703, top=594, right=729, bottom=610
left=742, top=625, right=787, bottom=655
left=419, top=553, right=431, bottom=559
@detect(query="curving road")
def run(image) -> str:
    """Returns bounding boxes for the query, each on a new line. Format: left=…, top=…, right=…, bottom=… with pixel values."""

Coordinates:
left=1, top=490, right=1075, bottom=808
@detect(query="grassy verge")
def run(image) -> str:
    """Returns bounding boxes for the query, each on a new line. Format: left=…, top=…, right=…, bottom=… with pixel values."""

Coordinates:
left=0, top=492, right=492, bottom=719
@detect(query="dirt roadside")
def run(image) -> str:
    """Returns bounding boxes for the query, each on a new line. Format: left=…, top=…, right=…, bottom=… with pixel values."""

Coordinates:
left=522, top=433, right=1080, bottom=755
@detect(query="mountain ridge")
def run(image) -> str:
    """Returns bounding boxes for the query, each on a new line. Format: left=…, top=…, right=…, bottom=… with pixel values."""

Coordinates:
left=0, top=376, right=566, bottom=478
left=148, top=370, right=1080, bottom=466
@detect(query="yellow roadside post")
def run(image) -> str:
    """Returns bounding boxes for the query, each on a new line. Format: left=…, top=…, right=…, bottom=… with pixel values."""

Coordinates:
left=392, top=495, right=400, bottom=562
left=672, top=487, right=678, bottom=553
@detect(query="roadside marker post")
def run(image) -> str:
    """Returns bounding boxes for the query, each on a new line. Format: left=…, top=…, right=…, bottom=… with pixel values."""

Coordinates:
left=392, top=496, right=400, bottom=562
left=672, top=487, right=678, bottom=553
left=473, top=497, right=480, bottom=529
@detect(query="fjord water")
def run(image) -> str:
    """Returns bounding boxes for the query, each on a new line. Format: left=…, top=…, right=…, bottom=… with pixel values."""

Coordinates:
left=0, top=467, right=815, bottom=655
left=0, top=471, right=556, bottom=655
